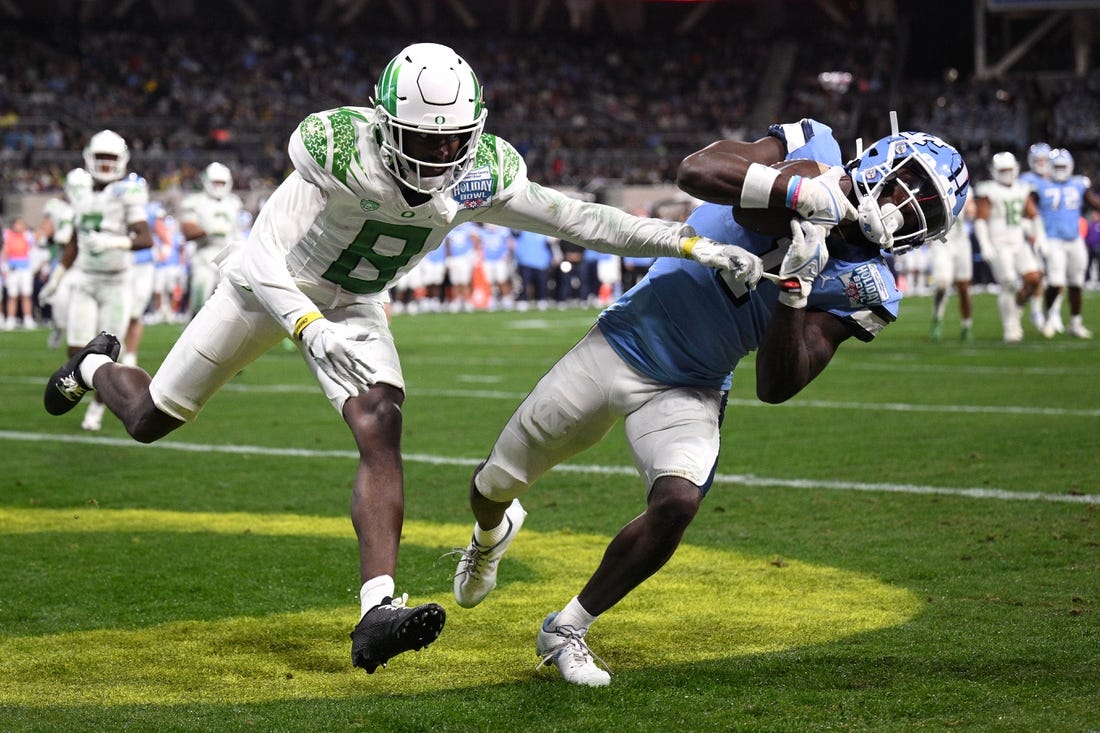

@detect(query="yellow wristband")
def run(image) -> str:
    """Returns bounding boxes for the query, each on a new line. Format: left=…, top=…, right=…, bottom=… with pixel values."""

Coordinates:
left=680, top=236, right=700, bottom=257
left=293, top=311, right=324, bottom=340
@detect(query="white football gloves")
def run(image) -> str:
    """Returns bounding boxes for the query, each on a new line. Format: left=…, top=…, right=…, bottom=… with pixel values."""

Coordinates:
left=299, top=317, right=377, bottom=394
left=39, top=265, right=68, bottom=304
left=787, top=166, right=857, bottom=228
left=772, top=219, right=830, bottom=309
left=83, top=231, right=133, bottom=255
left=681, top=236, right=764, bottom=288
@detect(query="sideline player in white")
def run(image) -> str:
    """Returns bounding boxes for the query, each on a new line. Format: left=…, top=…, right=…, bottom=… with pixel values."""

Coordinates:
left=45, top=129, right=152, bottom=430
left=451, top=121, right=970, bottom=686
left=1020, top=142, right=1052, bottom=328
left=43, top=43, right=776, bottom=675
left=1032, top=148, right=1100, bottom=338
left=972, top=152, right=1045, bottom=343
left=38, top=168, right=94, bottom=347
left=929, top=196, right=976, bottom=342
left=179, top=162, right=243, bottom=317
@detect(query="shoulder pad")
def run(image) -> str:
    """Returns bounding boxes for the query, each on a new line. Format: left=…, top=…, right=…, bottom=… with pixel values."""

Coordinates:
left=290, top=107, right=370, bottom=190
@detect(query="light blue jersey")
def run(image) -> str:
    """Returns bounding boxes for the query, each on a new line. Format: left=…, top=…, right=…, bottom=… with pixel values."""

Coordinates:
left=1033, top=176, right=1091, bottom=240
left=598, top=119, right=901, bottom=391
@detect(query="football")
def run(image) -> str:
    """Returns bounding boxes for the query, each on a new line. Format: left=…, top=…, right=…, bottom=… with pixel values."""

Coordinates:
left=733, top=159, right=852, bottom=236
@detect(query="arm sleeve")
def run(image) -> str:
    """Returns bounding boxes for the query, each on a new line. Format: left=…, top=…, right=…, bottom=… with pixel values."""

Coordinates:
left=239, top=171, right=328, bottom=334
left=486, top=181, right=689, bottom=259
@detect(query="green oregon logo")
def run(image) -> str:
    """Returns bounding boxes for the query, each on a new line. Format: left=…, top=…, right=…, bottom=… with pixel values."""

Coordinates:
left=360, top=199, right=380, bottom=212
left=0, top=508, right=920, bottom=703
left=435, top=115, right=446, bottom=124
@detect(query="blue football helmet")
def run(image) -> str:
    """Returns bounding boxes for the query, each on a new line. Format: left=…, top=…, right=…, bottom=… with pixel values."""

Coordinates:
left=847, top=131, right=970, bottom=253
left=1027, top=142, right=1051, bottom=176
left=1049, top=148, right=1074, bottom=183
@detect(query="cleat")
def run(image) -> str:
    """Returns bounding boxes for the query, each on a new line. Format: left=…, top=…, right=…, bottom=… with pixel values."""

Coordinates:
left=451, top=499, right=526, bottom=608
left=81, top=400, right=106, bottom=432
left=43, top=331, right=120, bottom=416
left=960, top=325, right=973, bottom=343
left=929, top=319, right=943, bottom=342
left=1041, top=320, right=1058, bottom=339
left=536, top=612, right=611, bottom=687
left=350, top=593, right=445, bottom=673
left=1069, top=322, right=1093, bottom=339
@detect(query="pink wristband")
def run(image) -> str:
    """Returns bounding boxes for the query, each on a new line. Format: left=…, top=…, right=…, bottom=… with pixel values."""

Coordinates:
left=785, top=175, right=804, bottom=210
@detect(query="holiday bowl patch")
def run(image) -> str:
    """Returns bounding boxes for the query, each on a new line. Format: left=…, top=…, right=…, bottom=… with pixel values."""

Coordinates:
left=839, top=263, right=888, bottom=306
left=455, top=167, right=496, bottom=209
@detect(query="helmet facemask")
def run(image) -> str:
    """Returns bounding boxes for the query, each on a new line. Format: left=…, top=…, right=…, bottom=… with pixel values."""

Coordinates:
left=848, top=132, right=968, bottom=254
left=373, top=43, right=487, bottom=195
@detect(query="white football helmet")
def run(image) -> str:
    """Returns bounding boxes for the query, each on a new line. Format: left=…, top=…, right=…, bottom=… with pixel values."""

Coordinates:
left=63, top=167, right=93, bottom=204
left=847, top=131, right=970, bottom=253
left=201, top=162, right=233, bottom=199
left=1049, top=148, right=1074, bottom=182
left=373, top=43, right=487, bottom=194
left=83, top=129, right=130, bottom=183
left=1027, top=142, right=1051, bottom=176
left=991, top=152, right=1019, bottom=185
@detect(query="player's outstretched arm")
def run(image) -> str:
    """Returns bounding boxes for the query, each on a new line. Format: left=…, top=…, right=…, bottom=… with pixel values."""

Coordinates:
left=676, top=135, right=787, bottom=205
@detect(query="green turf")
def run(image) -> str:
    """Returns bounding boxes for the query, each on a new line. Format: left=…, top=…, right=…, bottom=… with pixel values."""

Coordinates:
left=1, top=291, right=1097, bottom=732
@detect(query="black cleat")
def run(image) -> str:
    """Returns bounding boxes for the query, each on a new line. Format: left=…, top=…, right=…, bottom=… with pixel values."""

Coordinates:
left=44, top=331, right=121, bottom=416
left=350, top=595, right=445, bottom=673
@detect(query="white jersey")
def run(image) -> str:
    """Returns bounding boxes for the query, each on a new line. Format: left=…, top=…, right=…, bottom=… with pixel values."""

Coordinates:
left=179, top=190, right=244, bottom=254
left=223, top=106, right=690, bottom=334
left=41, top=197, right=75, bottom=247
left=73, top=174, right=149, bottom=273
left=975, top=179, right=1032, bottom=249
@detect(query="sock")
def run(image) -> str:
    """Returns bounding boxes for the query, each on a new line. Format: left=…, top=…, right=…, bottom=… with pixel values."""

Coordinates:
left=359, top=575, right=395, bottom=617
left=1071, top=314, right=1083, bottom=328
left=961, top=318, right=972, bottom=330
left=121, top=351, right=138, bottom=367
left=551, top=596, right=599, bottom=634
left=79, top=354, right=114, bottom=387
left=474, top=502, right=515, bottom=547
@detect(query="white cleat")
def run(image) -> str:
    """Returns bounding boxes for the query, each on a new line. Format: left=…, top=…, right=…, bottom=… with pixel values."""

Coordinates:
left=452, top=499, right=526, bottom=608
left=536, top=612, right=611, bottom=687
left=81, top=400, right=105, bottom=432
left=1069, top=322, right=1093, bottom=339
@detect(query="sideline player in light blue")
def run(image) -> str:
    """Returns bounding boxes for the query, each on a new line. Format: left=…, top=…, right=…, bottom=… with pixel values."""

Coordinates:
left=1031, top=148, right=1100, bottom=338
left=452, top=118, right=970, bottom=686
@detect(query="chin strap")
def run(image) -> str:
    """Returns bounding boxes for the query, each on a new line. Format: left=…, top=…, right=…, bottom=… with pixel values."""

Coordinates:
left=430, top=191, right=458, bottom=224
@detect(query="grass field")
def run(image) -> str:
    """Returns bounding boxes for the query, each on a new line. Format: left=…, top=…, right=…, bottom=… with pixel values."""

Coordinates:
left=1, top=291, right=1097, bottom=732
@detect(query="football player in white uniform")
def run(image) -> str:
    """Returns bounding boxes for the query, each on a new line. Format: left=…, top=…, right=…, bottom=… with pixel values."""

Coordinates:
left=929, top=196, right=976, bottom=342
left=972, top=152, right=1045, bottom=342
left=45, top=130, right=152, bottom=430
left=179, top=162, right=244, bottom=316
left=1020, top=142, right=1052, bottom=328
left=38, top=168, right=94, bottom=347
left=43, top=43, right=769, bottom=675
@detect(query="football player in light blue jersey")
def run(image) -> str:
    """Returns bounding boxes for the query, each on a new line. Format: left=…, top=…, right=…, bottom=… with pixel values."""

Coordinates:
left=43, top=42, right=764, bottom=676
left=452, top=119, right=969, bottom=686
left=1031, top=148, right=1100, bottom=338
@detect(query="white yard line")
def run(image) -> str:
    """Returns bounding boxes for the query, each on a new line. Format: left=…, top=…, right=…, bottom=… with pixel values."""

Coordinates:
left=2, top=430, right=1096, bottom=505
